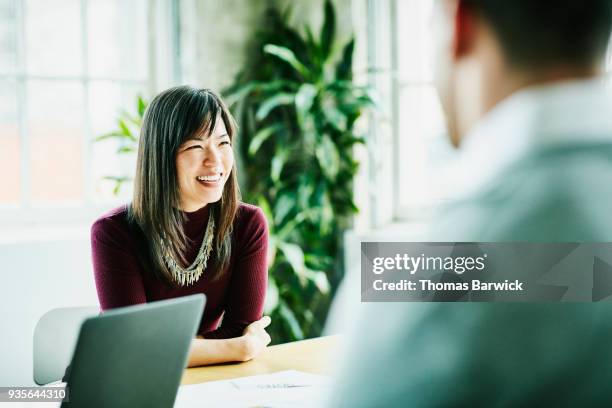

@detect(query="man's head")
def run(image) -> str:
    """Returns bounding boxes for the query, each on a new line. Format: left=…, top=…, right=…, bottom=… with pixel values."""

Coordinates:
left=432, top=0, right=612, bottom=146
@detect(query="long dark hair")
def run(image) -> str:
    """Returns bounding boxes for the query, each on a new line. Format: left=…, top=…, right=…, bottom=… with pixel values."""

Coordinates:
left=128, top=86, right=240, bottom=285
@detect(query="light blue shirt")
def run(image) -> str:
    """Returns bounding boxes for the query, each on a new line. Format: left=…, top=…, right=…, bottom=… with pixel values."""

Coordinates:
left=328, top=78, right=612, bottom=407
left=434, top=77, right=612, bottom=241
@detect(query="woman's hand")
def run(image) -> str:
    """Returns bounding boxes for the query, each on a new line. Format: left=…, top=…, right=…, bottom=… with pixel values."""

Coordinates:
left=238, top=316, right=272, bottom=362
left=187, top=316, right=271, bottom=366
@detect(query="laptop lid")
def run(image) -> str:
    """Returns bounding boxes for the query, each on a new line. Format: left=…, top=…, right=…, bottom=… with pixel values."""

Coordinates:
left=62, top=294, right=205, bottom=408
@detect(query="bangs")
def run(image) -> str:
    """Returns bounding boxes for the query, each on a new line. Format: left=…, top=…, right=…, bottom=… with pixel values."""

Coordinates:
left=181, top=89, right=231, bottom=144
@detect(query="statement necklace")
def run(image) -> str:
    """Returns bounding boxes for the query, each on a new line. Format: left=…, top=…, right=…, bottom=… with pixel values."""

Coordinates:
left=161, top=215, right=215, bottom=286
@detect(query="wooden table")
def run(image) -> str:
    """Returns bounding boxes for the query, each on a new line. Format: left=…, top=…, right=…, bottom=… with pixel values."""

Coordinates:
left=181, top=335, right=340, bottom=385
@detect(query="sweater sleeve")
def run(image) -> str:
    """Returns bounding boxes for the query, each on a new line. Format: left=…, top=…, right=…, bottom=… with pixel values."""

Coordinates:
left=91, top=216, right=147, bottom=310
left=203, top=207, right=269, bottom=339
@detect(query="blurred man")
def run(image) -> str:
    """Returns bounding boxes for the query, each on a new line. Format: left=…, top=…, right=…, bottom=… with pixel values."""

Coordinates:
left=328, top=0, right=612, bottom=406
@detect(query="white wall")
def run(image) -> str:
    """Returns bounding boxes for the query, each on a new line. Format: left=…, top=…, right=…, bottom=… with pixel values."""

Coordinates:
left=180, top=0, right=354, bottom=91
left=0, top=231, right=98, bottom=386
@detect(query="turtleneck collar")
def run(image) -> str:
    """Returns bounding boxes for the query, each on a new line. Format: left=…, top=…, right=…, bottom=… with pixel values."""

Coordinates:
left=181, top=204, right=211, bottom=237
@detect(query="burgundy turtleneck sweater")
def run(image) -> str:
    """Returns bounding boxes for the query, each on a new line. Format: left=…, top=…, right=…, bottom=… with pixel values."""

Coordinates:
left=90, top=202, right=268, bottom=339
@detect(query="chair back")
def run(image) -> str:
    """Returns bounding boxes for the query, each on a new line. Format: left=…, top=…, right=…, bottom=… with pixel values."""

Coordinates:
left=33, top=306, right=99, bottom=385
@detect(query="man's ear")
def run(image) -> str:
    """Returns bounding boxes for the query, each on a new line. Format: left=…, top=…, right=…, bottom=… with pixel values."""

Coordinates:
left=452, top=0, right=477, bottom=60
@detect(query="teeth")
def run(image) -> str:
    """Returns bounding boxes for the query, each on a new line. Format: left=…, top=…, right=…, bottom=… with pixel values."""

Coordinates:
left=197, top=174, right=221, bottom=182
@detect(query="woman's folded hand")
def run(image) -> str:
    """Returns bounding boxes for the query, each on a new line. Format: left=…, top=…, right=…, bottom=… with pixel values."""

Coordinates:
left=238, top=316, right=272, bottom=361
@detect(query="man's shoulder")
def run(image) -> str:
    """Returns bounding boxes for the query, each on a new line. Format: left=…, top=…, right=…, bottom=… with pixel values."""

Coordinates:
left=433, top=147, right=612, bottom=241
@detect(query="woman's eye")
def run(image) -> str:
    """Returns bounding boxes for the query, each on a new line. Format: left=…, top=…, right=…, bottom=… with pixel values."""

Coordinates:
left=188, top=145, right=203, bottom=150
left=220, top=141, right=231, bottom=146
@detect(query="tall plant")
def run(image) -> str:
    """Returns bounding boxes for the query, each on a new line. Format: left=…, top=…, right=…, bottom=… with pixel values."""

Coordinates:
left=224, top=1, right=374, bottom=342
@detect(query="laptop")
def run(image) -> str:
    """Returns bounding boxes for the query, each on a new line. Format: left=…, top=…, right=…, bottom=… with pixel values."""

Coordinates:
left=61, top=294, right=205, bottom=408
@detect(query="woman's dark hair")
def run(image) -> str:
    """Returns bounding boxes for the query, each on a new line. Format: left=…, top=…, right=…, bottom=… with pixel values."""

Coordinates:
left=128, top=86, right=240, bottom=285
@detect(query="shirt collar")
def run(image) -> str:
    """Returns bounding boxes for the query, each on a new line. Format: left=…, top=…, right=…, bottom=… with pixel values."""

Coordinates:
left=446, top=77, right=612, bottom=200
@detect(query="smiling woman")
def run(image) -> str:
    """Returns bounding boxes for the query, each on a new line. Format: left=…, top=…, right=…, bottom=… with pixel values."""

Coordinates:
left=90, top=86, right=272, bottom=366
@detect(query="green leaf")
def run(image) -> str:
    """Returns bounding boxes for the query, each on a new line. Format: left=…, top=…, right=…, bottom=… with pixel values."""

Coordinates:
left=279, top=302, right=304, bottom=340
left=119, top=110, right=142, bottom=127
left=223, top=82, right=257, bottom=107
left=278, top=242, right=306, bottom=280
left=320, top=191, right=334, bottom=234
left=322, top=105, right=347, bottom=131
left=263, top=44, right=310, bottom=78
left=274, top=193, right=295, bottom=225
left=264, top=279, right=279, bottom=314
left=294, top=83, right=318, bottom=119
left=255, top=93, right=295, bottom=121
left=257, top=196, right=275, bottom=228
left=305, top=270, right=330, bottom=294
left=248, top=124, right=282, bottom=156
left=320, top=0, right=336, bottom=60
left=304, top=253, right=333, bottom=270
left=103, top=176, right=131, bottom=182
left=117, top=145, right=136, bottom=154
left=342, top=135, right=366, bottom=146
left=103, top=176, right=131, bottom=196
left=268, top=234, right=278, bottom=267
left=271, top=148, right=289, bottom=183
left=304, top=25, right=319, bottom=55
left=298, top=176, right=315, bottom=209
left=137, top=95, right=147, bottom=117
left=118, top=119, right=132, bottom=137
left=95, top=132, right=133, bottom=142
left=336, top=37, right=355, bottom=80
left=315, top=134, right=340, bottom=180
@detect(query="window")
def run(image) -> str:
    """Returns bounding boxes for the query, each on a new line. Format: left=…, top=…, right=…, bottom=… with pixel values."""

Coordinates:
left=0, top=0, right=176, bottom=225
left=392, top=0, right=456, bottom=219
left=363, top=0, right=452, bottom=227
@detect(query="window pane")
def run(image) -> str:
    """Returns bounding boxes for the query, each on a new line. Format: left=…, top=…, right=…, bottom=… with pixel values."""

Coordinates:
left=396, top=0, right=434, bottom=82
left=25, top=0, right=82, bottom=76
left=398, top=85, right=453, bottom=209
left=0, top=79, right=20, bottom=204
left=88, top=0, right=149, bottom=79
left=27, top=80, right=84, bottom=203
left=0, top=0, right=17, bottom=74
left=89, top=81, right=147, bottom=202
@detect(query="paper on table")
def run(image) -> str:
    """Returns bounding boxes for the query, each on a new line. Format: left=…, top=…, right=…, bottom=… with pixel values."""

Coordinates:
left=174, top=370, right=333, bottom=408
left=229, top=370, right=332, bottom=390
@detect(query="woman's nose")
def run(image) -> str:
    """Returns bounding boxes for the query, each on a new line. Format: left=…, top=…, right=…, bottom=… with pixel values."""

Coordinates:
left=203, top=144, right=222, bottom=166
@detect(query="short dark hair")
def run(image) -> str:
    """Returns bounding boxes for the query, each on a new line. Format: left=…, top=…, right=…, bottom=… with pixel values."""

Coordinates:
left=463, top=0, right=612, bottom=69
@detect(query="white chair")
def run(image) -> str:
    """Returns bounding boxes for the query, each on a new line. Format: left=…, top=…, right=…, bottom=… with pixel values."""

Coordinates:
left=33, top=306, right=99, bottom=385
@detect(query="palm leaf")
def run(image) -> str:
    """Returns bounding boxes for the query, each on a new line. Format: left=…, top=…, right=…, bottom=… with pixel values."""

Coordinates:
left=263, top=44, right=310, bottom=78
left=320, top=0, right=336, bottom=60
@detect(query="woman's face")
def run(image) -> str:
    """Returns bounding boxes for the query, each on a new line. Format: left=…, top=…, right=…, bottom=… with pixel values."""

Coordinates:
left=175, top=117, right=233, bottom=212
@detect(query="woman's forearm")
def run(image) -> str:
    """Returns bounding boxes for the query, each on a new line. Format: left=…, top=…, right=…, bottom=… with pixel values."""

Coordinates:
left=187, top=317, right=272, bottom=367
left=186, top=337, right=247, bottom=367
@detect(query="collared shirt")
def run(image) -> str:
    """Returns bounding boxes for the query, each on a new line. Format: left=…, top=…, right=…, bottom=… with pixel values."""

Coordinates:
left=447, top=77, right=612, bottom=201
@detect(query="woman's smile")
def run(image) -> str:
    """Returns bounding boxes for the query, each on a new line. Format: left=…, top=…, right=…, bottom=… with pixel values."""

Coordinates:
left=196, top=172, right=223, bottom=187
